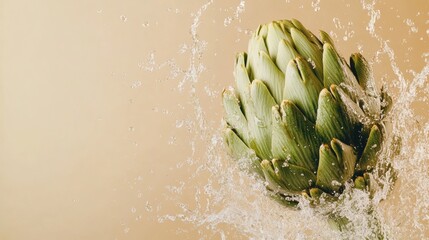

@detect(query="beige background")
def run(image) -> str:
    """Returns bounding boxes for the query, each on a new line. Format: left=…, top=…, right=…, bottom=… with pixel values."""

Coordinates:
left=1, top=0, right=428, bottom=239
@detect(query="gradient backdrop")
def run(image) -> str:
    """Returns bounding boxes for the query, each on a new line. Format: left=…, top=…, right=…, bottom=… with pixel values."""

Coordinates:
left=1, top=0, right=428, bottom=239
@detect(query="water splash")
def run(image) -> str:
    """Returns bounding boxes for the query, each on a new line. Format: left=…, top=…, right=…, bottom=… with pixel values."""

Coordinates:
left=224, top=0, right=246, bottom=26
left=147, top=0, right=429, bottom=238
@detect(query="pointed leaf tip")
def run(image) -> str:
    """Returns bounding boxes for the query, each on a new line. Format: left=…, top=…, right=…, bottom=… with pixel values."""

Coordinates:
left=266, top=22, right=289, bottom=59
left=271, top=105, right=290, bottom=160
left=280, top=100, right=320, bottom=172
left=248, top=79, right=276, bottom=160
left=323, top=43, right=345, bottom=88
left=330, top=138, right=357, bottom=181
left=319, top=30, right=334, bottom=46
left=354, top=176, right=366, bottom=190
left=276, top=39, right=297, bottom=73
left=261, top=159, right=286, bottom=194
left=350, top=53, right=378, bottom=98
left=315, top=87, right=351, bottom=144
left=222, top=88, right=249, bottom=143
left=291, top=27, right=323, bottom=80
left=223, top=127, right=256, bottom=163
left=356, top=124, right=382, bottom=171
left=316, top=139, right=357, bottom=193
left=251, top=51, right=285, bottom=104
left=284, top=56, right=323, bottom=122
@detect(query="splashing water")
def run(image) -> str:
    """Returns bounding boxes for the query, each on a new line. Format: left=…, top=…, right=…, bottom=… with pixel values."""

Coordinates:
left=145, top=1, right=429, bottom=239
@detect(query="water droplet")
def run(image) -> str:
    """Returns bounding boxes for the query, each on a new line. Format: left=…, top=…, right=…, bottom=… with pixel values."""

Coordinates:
left=307, top=58, right=316, bottom=69
left=331, top=180, right=341, bottom=186
left=404, top=18, right=418, bottom=33
left=333, top=18, right=343, bottom=29
left=224, top=17, right=232, bottom=26
left=254, top=117, right=266, bottom=128
left=167, top=7, right=181, bottom=14
left=120, top=15, right=128, bottom=22
left=131, top=80, right=142, bottom=88
left=145, top=201, right=153, bottom=212
left=142, top=21, right=150, bottom=27
left=311, top=0, right=320, bottom=12
left=168, top=136, right=176, bottom=145
left=175, top=120, right=184, bottom=128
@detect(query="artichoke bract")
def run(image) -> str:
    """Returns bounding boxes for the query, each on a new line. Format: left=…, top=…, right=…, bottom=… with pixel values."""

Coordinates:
left=223, top=19, right=392, bottom=206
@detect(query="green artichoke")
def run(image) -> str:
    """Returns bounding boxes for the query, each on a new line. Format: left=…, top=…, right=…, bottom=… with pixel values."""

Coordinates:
left=223, top=19, right=393, bottom=206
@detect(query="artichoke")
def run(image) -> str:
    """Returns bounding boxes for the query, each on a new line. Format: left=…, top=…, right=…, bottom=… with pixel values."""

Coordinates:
left=222, top=19, right=393, bottom=206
